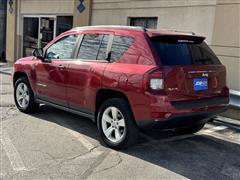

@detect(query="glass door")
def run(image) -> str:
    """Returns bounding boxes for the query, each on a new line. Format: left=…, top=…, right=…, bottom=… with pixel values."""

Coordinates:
left=23, top=16, right=56, bottom=57
left=40, top=17, right=55, bottom=48
left=23, top=17, right=39, bottom=57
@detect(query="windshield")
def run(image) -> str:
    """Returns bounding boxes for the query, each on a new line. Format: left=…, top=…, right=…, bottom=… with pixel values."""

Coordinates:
left=152, top=39, right=221, bottom=65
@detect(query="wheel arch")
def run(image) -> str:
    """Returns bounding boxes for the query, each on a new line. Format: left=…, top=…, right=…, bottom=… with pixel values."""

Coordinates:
left=95, top=89, right=135, bottom=122
left=13, top=71, right=29, bottom=85
left=13, top=71, right=36, bottom=94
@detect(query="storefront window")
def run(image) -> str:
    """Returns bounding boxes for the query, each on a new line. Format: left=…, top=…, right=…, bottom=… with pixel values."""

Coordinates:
left=129, top=17, right=158, bottom=29
left=23, top=16, right=73, bottom=57
left=56, top=16, right=73, bottom=36
left=23, top=17, right=39, bottom=57
left=40, top=17, right=55, bottom=47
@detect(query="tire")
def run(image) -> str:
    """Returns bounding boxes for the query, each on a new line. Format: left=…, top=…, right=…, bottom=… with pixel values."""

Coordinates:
left=14, top=77, right=39, bottom=113
left=175, top=123, right=205, bottom=135
left=97, top=98, right=139, bottom=149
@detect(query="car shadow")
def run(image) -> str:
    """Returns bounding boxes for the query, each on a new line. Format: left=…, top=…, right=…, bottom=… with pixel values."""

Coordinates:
left=30, top=105, right=240, bottom=180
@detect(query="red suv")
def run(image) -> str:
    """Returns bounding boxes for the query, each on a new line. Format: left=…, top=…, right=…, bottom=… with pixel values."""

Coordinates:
left=13, top=26, right=229, bottom=149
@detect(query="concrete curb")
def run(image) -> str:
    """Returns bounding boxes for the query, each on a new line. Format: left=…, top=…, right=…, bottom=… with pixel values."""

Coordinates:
left=0, top=68, right=12, bottom=76
left=230, top=90, right=240, bottom=109
left=0, top=71, right=11, bottom=76
left=220, top=106, right=240, bottom=121
left=0, top=64, right=13, bottom=76
left=0, top=62, right=13, bottom=67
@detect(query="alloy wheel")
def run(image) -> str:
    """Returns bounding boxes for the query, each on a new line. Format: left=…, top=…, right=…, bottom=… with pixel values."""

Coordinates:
left=16, top=82, right=30, bottom=108
left=101, top=106, right=126, bottom=143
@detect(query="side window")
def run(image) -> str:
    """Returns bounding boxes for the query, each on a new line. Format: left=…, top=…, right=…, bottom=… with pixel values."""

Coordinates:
left=78, top=34, right=109, bottom=60
left=130, top=17, right=158, bottom=29
left=46, top=35, right=78, bottom=60
left=111, top=36, right=134, bottom=61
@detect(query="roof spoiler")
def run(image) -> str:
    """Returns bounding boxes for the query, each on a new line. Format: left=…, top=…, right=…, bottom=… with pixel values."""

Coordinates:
left=150, top=34, right=206, bottom=44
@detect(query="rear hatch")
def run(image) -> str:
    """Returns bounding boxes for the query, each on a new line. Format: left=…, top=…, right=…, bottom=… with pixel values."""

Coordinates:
left=150, top=34, right=228, bottom=104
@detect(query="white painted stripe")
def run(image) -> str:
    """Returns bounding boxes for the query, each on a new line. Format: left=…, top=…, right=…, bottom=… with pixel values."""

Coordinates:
left=215, top=116, right=240, bottom=127
left=201, top=126, right=227, bottom=133
left=198, top=131, right=240, bottom=145
left=77, top=151, right=103, bottom=160
left=161, top=126, right=227, bottom=142
left=0, top=130, right=26, bottom=171
left=66, top=128, right=96, bottom=151
left=58, top=119, right=96, bottom=151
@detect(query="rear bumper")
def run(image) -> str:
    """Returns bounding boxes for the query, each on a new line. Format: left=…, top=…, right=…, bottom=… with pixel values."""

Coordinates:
left=135, top=102, right=229, bottom=130
left=171, top=97, right=229, bottom=109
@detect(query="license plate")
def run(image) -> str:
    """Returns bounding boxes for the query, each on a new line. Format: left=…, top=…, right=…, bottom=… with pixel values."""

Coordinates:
left=193, top=78, right=208, bottom=91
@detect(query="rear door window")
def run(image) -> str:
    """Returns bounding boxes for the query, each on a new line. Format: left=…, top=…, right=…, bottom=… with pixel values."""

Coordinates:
left=78, top=34, right=110, bottom=60
left=152, top=38, right=220, bottom=65
left=97, top=35, right=109, bottom=60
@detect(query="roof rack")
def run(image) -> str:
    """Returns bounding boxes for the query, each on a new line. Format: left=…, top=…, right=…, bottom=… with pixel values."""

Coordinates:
left=71, top=26, right=195, bottom=35
left=71, top=25, right=145, bottom=31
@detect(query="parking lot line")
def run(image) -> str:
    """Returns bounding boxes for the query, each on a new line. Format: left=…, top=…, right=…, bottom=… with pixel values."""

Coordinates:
left=216, top=116, right=240, bottom=126
left=198, top=131, right=240, bottom=145
left=201, top=125, right=227, bottom=133
left=58, top=119, right=97, bottom=151
left=159, top=126, right=228, bottom=143
left=0, top=130, right=26, bottom=171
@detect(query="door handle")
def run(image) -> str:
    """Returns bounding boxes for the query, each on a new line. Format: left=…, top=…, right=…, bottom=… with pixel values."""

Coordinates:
left=58, top=64, right=66, bottom=70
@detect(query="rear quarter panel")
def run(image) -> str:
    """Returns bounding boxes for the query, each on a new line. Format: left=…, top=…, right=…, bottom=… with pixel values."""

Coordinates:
left=102, top=63, right=156, bottom=121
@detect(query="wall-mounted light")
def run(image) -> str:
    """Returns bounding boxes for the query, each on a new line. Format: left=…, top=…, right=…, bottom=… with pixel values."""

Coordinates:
left=8, top=0, right=13, bottom=14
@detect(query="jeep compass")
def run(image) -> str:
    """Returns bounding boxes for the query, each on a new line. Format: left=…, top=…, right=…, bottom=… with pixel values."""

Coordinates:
left=13, top=26, right=229, bottom=149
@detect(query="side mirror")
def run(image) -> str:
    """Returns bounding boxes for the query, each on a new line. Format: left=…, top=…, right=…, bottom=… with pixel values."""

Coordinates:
left=33, top=48, right=44, bottom=60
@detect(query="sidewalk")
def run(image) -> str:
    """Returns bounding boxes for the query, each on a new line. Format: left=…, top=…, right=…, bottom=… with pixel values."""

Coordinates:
left=0, top=62, right=13, bottom=75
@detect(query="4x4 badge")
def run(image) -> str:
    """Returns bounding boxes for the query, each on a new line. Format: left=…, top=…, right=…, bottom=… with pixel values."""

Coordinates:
left=202, top=73, right=208, bottom=77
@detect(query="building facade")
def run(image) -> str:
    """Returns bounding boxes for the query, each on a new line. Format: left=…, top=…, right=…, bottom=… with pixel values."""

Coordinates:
left=0, top=0, right=6, bottom=61
left=5, top=0, right=240, bottom=91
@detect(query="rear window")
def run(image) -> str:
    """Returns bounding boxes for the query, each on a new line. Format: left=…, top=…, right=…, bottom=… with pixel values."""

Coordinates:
left=152, top=38, right=221, bottom=65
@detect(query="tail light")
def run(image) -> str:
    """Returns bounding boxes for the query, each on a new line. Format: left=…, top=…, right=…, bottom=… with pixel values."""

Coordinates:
left=144, top=69, right=164, bottom=91
left=150, top=78, right=164, bottom=90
